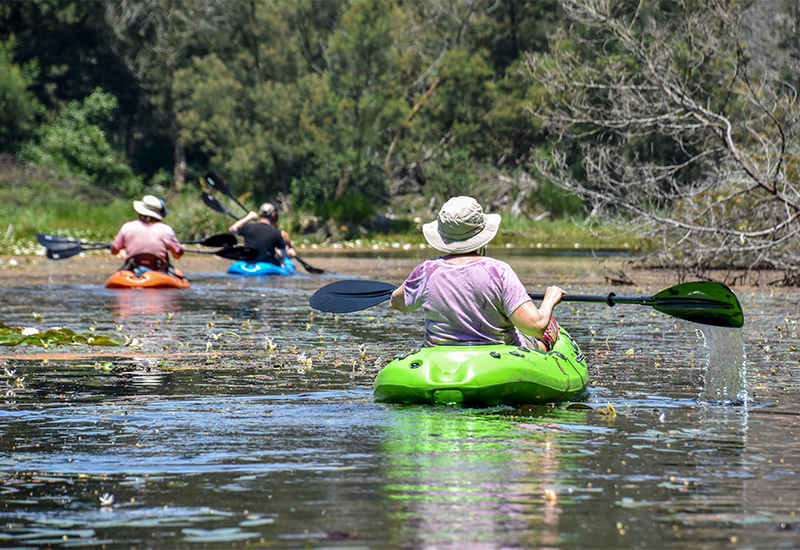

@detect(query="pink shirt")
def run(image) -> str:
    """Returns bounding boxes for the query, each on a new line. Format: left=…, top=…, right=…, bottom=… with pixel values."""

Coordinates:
left=402, top=257, right=532, bottom=346
left=112, top=220, right=182, bottom=262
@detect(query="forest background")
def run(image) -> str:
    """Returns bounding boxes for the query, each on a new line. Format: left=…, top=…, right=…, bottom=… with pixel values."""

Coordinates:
left=2, top=0, right=800, bottom=283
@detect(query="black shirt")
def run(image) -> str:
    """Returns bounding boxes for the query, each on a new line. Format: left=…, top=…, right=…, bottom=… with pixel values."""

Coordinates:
left=235, top=222, right=286, bottom=265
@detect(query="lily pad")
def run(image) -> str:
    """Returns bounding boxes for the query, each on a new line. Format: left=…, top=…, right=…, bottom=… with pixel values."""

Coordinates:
left=0, top=322, right=125, bottom=347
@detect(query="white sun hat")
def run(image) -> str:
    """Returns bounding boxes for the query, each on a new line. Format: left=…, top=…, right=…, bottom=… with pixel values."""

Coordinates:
left=422, top=196, right=501, bottom=254
left=133, top=195, right=168, bottom=220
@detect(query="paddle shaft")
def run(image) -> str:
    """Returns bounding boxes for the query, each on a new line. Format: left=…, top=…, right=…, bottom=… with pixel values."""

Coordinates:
left=529, top=292, right=653, bottom=306
left=38, top=233, right=235, bottom=248
left=42, top=240, right=256, bottom=261
left=529, top=291, right=736, bottom=310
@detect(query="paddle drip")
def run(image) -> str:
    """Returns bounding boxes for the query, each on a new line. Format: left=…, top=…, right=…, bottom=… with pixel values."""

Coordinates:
left=699, top=325, right=748, bottom=404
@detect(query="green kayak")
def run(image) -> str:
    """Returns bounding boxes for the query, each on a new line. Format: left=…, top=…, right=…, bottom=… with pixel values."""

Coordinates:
left=373, top=328, right=589, bottom=406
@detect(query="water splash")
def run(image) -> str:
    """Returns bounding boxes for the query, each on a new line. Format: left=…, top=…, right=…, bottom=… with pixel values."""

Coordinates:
left=699, top=326, right=748, bottom=404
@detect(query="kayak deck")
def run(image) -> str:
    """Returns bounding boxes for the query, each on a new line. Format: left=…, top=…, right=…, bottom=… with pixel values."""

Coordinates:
left=104, top=269, right=190, bottom=289
left=228, top=258, right=296, bottom=276
left=374, top=328, right=588, bottom=406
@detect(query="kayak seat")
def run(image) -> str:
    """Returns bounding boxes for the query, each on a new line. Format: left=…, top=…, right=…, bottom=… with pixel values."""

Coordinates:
left=120, top=252, right=172, bottom=277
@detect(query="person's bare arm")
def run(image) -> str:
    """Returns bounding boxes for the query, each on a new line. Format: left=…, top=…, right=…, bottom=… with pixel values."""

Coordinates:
left=509, top=286, right=565, bottom=337
left=280, top=229, right=297, bottom=258
left=229, top=212, right=258, bottom=233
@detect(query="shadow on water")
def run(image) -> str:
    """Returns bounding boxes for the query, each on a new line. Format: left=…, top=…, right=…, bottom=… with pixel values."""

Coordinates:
left=0, top=253, right=798, bottom=548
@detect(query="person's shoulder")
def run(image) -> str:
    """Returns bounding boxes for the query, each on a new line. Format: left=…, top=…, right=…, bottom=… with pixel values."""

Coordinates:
left=475, top=256, right=512, bottom=269
left=419, top=257, right=446, bottom=268
left=408, top=257, right=442, bottom=277
left=155, top=221, right=177, bottom=231
left=473, top=256, right=519, bottom=279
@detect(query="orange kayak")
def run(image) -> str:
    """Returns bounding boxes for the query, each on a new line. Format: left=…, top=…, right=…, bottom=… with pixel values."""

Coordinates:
left=104, top=268, right=190, bottom=289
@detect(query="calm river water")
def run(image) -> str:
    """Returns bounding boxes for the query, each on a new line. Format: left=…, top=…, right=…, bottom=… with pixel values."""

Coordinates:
left=0, top=250, right=798, bottom=549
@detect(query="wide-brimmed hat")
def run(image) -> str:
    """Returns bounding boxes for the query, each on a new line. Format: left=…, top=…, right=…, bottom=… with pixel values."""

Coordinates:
left=422, top=196, right=501, bottom=254
left=259, top=202, right=277, bottom=217
left=133, top=195, right=168, bottom=220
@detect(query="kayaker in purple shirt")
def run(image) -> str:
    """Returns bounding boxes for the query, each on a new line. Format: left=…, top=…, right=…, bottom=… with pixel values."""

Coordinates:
left=389, top=196, right=565, bottom=351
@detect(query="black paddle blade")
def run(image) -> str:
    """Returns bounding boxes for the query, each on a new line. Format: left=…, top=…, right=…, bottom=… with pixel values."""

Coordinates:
left=216, top=246, right=259, bottom=261
left=46, top=245, right=85, bottom=260
left=295, top=256, right=324, bottom=275
left=37, top=233, right=80, bottom=247
left=206, top=172, right=248, bottom=212
left=183, top=246, right=259, bottom=261
left=201, top=192, right=237, bottom=220
left=310, top=280, right=397, bottom=313
left=205, top=172, right=233, bottom=198
left=37, top=233, right=111, bottom=250
left=182, top=234, right=238, bottom=248
left=652, top=281, right=744, bottom=328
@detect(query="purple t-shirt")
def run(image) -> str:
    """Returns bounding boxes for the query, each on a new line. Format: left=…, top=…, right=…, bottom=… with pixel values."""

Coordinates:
left=402, top=257, right=532, bottom=346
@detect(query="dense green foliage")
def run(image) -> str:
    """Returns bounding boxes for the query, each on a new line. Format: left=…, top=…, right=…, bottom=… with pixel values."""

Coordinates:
left=0, top=37, right=42, bottom=151
left=20, top=89, right=143, bottom=196
left=2, top=0, right=799, bottom=277
left=0, top=0, right=572, bottom=225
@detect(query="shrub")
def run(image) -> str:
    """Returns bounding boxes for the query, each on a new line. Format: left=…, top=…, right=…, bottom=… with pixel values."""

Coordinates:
left=19, top=88, right=143, bottom=197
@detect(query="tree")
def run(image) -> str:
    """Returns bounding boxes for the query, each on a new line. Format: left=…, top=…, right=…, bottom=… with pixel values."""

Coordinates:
left=104, top=0, right=229, bottom=189
left=0, top=36, right=43, bottom=152
left=20, top=88, right=143, bottom=196
left=0, top=1, right=145, bottom=167
left=528, top=0, right=800, bottom=280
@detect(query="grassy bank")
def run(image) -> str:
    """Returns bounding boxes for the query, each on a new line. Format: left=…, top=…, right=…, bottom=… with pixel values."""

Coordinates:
left=0, top=161, right=634, bottom=256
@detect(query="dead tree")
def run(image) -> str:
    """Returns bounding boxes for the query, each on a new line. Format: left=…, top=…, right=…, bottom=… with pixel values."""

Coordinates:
left=527, top=0, right=800, bottom=281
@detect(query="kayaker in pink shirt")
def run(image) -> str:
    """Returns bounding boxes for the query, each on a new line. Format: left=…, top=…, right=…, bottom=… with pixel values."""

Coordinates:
left=111, top=195, right=184, bottom=273
left=389, top=196, right=564, bottom=351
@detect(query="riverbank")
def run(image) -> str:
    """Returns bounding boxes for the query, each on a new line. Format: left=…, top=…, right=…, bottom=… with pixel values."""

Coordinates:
left=1, top=248, right=780, bottom=292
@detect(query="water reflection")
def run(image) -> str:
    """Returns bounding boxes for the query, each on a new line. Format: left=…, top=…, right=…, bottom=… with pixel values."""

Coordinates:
left=108, top=288, right=183, bottom=319
left=379, top=407, right=592, bottom=548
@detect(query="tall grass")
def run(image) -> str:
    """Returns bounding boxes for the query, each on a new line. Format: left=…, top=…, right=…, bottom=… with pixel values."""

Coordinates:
left=0, top=155, right=633, bottom=254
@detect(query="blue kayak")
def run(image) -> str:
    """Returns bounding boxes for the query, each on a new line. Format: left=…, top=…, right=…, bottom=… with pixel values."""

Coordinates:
left=228, top=258, right=296, bottom=276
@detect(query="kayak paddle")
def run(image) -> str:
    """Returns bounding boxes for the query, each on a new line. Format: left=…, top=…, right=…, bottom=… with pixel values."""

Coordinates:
left=38, top=232, right=237, bottom=248
left=46, top=244, right=110, bottom=260
left=309, top=279, right=744, bottom=328
left=38, top=237, right=259, bottom=262
left=201, top=191, right=238, bottom=220
left=310, top=280, right=398, bottom=313
left=205, top=171, right=248, bottom=213
left=181, top=233, right=238, bottom=247
left=36, top=233, right=108, bottom=248
left=201, top=187, right=324, bottom=275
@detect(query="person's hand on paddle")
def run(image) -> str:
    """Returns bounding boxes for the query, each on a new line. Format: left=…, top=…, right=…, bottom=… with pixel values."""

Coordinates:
left=541, top=285, right=566, bottom=309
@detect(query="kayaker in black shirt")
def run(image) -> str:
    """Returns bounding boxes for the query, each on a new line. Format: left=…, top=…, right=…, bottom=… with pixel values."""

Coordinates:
left=229, top=202, right=296, bottom=265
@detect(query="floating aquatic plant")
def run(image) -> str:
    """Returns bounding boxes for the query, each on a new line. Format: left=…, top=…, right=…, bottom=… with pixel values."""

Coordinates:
left=0, top=322, right=125, bottom=347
